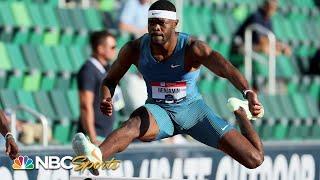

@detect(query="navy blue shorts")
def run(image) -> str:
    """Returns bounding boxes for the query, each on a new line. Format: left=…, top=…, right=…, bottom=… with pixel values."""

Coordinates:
left=144, top=99, right=234, bottom=148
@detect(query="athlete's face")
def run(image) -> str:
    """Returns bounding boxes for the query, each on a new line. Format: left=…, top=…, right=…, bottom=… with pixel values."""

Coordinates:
left=148, top=18, right=178, bottom=45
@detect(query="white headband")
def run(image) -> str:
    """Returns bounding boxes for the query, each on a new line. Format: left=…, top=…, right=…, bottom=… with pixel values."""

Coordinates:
left=148, top=10, right=177, bottom=20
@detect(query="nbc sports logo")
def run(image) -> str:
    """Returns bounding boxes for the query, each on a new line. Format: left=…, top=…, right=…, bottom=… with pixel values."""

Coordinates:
left=12, top=155, right=34, bottom=170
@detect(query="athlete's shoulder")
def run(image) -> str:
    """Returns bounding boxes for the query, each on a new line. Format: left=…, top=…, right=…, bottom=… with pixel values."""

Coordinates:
left=187, top=37, right=212, bottom=58
left=117, top=36, right=143, bottom=65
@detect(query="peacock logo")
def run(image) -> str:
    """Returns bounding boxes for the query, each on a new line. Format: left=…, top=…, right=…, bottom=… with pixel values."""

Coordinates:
left=12, top=155, right=34, bottom=170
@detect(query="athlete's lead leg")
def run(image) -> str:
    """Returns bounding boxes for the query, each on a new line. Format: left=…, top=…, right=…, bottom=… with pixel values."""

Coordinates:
left=218, top=107, right=264, bottom=169
left=99, top=106, right=160, bottom=160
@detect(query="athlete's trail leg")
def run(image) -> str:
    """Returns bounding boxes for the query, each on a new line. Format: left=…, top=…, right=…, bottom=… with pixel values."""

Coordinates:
left=99, top=107, right=159, bottom=160
left=218, top=107, right=264, bottom=169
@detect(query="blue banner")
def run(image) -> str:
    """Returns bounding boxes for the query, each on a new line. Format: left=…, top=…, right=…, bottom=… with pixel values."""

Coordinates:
left=0, top=142, right=319, bottom=180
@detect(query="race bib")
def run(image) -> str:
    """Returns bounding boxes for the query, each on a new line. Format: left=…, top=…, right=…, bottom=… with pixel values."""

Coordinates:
left=151, top=82, right=187, bottom=104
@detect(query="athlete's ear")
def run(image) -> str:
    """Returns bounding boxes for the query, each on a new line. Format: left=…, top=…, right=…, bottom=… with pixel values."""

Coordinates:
left=175, top=20, right=179, bottom=27
left=172, top=20, right=179, bottom=29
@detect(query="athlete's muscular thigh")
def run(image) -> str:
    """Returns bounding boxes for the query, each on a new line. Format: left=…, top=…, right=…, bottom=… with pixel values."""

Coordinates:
left=128, top=106, right=160, bottom=142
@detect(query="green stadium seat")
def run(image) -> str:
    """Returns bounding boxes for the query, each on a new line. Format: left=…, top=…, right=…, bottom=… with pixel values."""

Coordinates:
left=0, top=28, right=14, bottom=42
left=13, top=29, right=30, bottom=44
left=272, top=14, right=287, bottom=42
left=70, top=76, right=78, bottom=90
left=260, top=119, right=274, bottom=140
left=99, top=0, right=116, bottom=12
left=11, top=2, right=32, bottom=28
left=53, top=120, right=71, bottom=144
left=117, top=33, right=131, bottom=49
left=6, top=44, right=28, bottom=71
left=0, top=42, right=12, bottom=71
left=310, top=119, right=320, bottom=139
left=51, top=46, right=74, bottom=72
left=198, top=6, right=213, bottom=37
left=286, top=119, right=299, bottom=140
left=264, top=95, right=284, bottom=119
left=182, top=4, right=192, bottom=35
left=29, top=30, right=44, bottom=44
left=0, top=2, right=17, bottom=27
left=258, top=94, right=271, bottom=119
left=5, top=44, right=27, bottom=89
left=55, top=75, right=71, bottom=90
left=27, top=3, right=46, bottom=29
left=49, top=90, right=73, bottom=120
left=43, top=30, right=60, bottom=45
left=287, top=76, right=299, bottom=94
left=23, top=71, right=41, bottom=91
left=273, top=119, right=288, bottom=140
left=68, top=46, right=86, bottom=72
left=305, top=95, right=320, bottom=118
left=41, top=5, right=59, bottom=29
left=48, top=0, right=59, bottom=6
left=309, top=77, right=320, bottom=99
left=56, top=8, right=73, bottom=30
left=69, top=8, right=88, bottom=31
left=40, top=74, right=56, bottom=91
left=33, top=91, right=56, bottom=121
left=212, top=13, right=231, bottom=41
left=67, top=90, right=80, bottom=122
left=300, top=119, right=312, bottom=139
left=60, top=31, right=74, bottom=45
left=0, top=70, right=7, bottom=89
left=6, top=72, right=24, bottom=90
left=16, top=90, right=38, bottom=122
left=290, top=93, right=310, bottom=119
left=37, top=45, right=59, bottom=73
left=276, top=55, right=295, bottom=78
left=73, top=32, right=88, bottom=46
left=0, top=89, right=24, bottom=120
left=21, top=45, right=43, bottom=71
left=83, top=8, right=103, bottom=30
left=278, top=94, right=297, bottom=119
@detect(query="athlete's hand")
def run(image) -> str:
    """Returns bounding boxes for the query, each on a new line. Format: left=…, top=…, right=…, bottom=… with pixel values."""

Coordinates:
left=6, top=136, right=19, bottom=160
left=100, top=97, right=113, bottom=117
left=247, top=91, right=263, bottom=117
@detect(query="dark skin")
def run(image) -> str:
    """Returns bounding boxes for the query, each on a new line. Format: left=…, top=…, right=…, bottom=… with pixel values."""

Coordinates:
left=0, top=111, right=19, bottom=160
left=99, top=18, right=264, bottom=173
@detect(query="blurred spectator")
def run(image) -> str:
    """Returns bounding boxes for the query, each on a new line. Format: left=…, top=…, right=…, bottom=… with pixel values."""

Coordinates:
left=119, top=0, right=150, bottom=38
left=77, top=31, right=121, bottom=145
left=309, top=48, right=320, bottom=75
left=1, top=110, right=52, bottom=145
left=230, top=0, right=291, bottom=66
left=315, top=0, right=320, bottom=9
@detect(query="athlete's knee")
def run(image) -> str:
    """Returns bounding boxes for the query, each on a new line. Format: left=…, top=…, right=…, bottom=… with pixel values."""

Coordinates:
left=125, top=106, right=153, bottom=138
left=245, top=151, right=264, bottom=169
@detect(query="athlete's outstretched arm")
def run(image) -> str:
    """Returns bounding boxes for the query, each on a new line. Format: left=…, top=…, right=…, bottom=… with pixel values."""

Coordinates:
left=191, top=40, right=262, bottom=116
left=0, top=111, right=19, bottom=160
left=100, top=40, right=140, bottom=116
